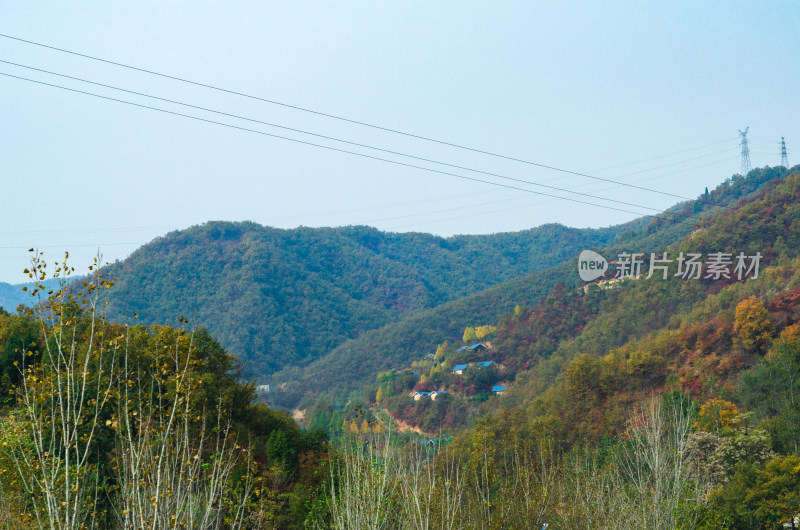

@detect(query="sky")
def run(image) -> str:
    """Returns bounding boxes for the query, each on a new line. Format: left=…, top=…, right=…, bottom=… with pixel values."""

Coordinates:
left=1, top=1, right=798, bottom=283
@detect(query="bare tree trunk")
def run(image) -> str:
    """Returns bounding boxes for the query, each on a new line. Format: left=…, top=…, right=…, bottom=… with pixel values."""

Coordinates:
left=326, top=428, right=398, bottom=530
left=0, top=254, right=251, bottom=529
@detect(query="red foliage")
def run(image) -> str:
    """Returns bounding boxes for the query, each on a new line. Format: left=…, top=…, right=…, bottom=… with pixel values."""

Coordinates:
left=681, top=377, right=703, bottom=397
left=767, top=286, right=800, bottom=328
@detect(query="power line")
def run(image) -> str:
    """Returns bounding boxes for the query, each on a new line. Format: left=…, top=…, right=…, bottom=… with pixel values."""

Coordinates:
left=0, top=71, right=697, bottom=224
left=598, top=147, right=737, bottom=180
left=0, top=154, right=741, bottom=260
left=394, top=156, right=740, bottom=230
left=0, top=33, right=716, bottom=206
left=0, top=59, right=714, bottom=214
left=2, top=61, right=734, bottom=204
left=0, top=149, right=734, bottom=240
left=588, top=137, right=738, bottom=173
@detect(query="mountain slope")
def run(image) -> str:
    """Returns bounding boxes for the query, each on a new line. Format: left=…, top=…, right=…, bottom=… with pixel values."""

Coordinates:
left=267, top=166, right=790, bottom=410
left=483, top=167, right=800, bottom=447
left=99, top=221, right=623, bottom=375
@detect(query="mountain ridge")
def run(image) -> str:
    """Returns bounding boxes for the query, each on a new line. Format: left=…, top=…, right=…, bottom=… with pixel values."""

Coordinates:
left=98, top=220, right=627, bottom=376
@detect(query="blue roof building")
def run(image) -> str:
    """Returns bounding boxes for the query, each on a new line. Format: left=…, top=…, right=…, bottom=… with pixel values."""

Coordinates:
left=492, top=385, right=505, bottom=393
left=413, top=391, right=431, bottom=401
left=477, top=361, right=493, bottom=367
left=430, top=390, right=448, bottom=400
left=418, top=437, right=453, bottom=445
left=468, top=343, right=486, bottom=350
left=452, top=364, right=468, bottom=373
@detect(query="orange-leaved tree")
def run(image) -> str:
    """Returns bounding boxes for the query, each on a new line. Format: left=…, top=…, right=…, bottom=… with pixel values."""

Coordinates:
left=733, top=296, right=774, bottom=355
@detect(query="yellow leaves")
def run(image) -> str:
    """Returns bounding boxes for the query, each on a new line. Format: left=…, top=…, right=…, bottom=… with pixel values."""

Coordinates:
left=694, top=399, right=742, bottom=432
left=462, top=326, right=477, bottom=343
left=475, top=325, right=497, bottom=340
left=734, top=296, right=774, bottom=354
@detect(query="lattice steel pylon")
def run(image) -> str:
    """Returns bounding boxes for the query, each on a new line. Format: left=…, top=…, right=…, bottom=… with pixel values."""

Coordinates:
left=739, top=127, right=751, bottom=175
left=781, top=137, right=789, bottom=167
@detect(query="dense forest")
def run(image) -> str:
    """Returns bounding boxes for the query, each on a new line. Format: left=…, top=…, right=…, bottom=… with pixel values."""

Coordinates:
left=96, top=222, right=625, bottom=376
left=0, top=262, right=330, bottom=528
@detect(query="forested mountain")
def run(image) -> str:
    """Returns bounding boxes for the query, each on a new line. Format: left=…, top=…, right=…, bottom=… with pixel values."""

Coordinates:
left=267, top=166, right=789, bottom=410
left=98, top=221, right=624, bottom=375
left=291, top=167, right=800, bottom=527
left=331, top=166, right=798, bottom=433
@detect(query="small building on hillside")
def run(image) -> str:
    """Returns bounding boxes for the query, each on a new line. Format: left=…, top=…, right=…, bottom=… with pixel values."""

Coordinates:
left=413, top=391, right=431, bottom=401
left=452, top=364, right=468, bottom=375
left=476, top=361, right=493, bottom=368
left=418, top=437, right=453, bottom=446
left=255, top=384, right=270, bottom=394
left=468, top=343, right=486, bottom=351
left=456, top=345, right=469, bottom=351
left=492, top=385, right=505, bottom=395
left=430, top=390, right=448, bottom=401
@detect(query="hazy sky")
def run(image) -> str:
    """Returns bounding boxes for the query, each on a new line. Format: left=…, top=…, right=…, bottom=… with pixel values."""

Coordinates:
left=1, top=1, right=798, bottom=282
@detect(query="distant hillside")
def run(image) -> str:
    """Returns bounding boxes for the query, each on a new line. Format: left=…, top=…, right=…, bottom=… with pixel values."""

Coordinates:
left=0, top=278, right=66, bottom=312
left=100, top=221, right=625, bottom=375
left=267, top=167, right=790, bottom=410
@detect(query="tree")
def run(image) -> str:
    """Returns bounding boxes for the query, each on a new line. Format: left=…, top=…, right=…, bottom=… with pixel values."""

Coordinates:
left=434, top=342, right=448, bottom=362
left=565, top=354, right=601, bottom=400
left=0, top=253, right=251, bottom=529
left=740, top=324, right=800, bottom=452
left=733, top=296, right=774, bottom=355
left=462, top=327, right=478, bottom=343
left=0, top=313, right=40, bottom=392
left=686, top=430, right=773, bottom=484
left=474, top=325, right=496, bottom=340
left=710, top=455, right=800, bottom=528
left=694, top=399, right=742, bottom=433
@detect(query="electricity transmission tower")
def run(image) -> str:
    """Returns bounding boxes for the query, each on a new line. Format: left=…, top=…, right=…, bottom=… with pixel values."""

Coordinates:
left=781, top=137, right=789, bottom=167
left=739, top=127, right=751, bottom=175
